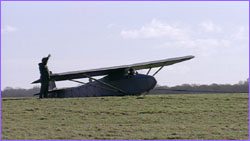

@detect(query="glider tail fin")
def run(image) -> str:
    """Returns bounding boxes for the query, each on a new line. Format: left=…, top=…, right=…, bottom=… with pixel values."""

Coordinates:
left=48, top=71, right=56, bottom=91
left=49, top=80, right=56, bottom=90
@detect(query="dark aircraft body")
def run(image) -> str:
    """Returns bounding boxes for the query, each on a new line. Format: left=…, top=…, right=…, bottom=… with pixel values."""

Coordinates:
left=50, top=74, right=156, bottom=98
left=33, top=55, right=194, bottom=98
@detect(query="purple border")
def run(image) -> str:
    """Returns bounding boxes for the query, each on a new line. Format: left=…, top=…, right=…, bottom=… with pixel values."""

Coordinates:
left=0, top=1, right=249, bottom=141
left=0, top=1, right=2, bottom=140
left=0, top=0, right=249, bottom=1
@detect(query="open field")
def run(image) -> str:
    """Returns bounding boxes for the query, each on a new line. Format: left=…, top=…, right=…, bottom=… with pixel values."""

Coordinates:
left=1, top=93, right=249, bottom=140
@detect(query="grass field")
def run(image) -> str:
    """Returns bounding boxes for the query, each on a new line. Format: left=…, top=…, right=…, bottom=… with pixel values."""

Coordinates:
left=1, top=93, right=249, bottom=140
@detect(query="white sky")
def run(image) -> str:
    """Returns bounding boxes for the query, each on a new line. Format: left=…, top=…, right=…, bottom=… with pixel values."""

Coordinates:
left=1, top=1, right=249, bottom=90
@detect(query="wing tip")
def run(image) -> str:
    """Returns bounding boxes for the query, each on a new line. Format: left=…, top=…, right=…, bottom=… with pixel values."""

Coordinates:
left=186, top=55, right=195, bottom=59
left=31, top=79, right=40, bottom=84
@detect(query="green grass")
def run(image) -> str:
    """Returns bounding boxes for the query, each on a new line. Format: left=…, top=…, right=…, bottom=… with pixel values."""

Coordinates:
left=1, top=93, right=249, bottom=140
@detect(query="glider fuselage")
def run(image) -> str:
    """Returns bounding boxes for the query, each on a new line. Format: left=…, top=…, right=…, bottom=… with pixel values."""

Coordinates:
left=49, top=73, right=157, bottom=98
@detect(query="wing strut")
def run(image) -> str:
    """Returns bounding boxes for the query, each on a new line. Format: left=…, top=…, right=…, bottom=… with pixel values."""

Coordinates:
left=82, top=74, right=128, bottom=95
left=152, top=65, right=164, bottom=76
left=68, top=79, right=121, bottom=93
left=146, top=68, right=151, bottom=75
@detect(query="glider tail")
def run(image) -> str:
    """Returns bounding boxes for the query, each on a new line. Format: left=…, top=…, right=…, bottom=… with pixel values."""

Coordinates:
left=48, top=71, right=56, bottom=91
left=49, top=80, right=56, bottom=90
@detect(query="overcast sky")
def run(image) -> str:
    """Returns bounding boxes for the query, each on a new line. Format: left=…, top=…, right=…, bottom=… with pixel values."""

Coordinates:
left=1, top=1, right=249, bottom=90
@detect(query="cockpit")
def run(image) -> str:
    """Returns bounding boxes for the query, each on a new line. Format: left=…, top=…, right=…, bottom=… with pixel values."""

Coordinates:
left=127, top=68, right=138, bottom=78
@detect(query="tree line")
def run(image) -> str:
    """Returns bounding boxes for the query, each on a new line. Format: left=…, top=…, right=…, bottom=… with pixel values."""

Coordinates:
left=1, top=78, right=249, bottom=97
left=1, top=86, right=40, bottom=98
left=149, top=78, right=249, bottom=94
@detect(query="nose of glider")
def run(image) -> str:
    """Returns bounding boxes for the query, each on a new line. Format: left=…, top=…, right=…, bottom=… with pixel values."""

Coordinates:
left=148, top=76, right=157, bottom=90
